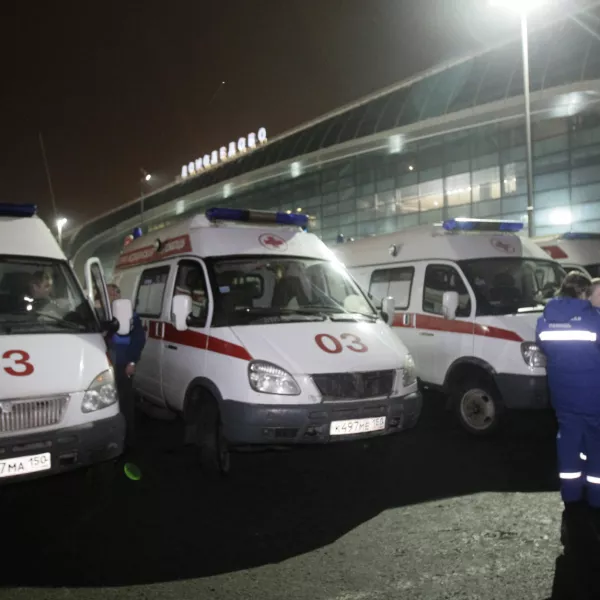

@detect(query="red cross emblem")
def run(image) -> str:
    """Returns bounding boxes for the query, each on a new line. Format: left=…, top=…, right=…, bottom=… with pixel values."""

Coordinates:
left=259, top=233, right=287, bottom=250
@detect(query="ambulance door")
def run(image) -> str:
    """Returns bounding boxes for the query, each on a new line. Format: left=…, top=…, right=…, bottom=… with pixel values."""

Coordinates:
left=161, top=259, right=210, bottom=411
left=416, top=262, right=475, bottom=386
left=133, top=263, right=173, bottom=404
left=84, top=257, right=112, bottom=323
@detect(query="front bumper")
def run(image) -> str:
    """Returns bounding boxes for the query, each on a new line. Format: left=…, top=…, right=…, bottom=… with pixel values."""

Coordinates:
left=494, top=373, right=549, bottom=409
left=221, top=391, right=422, bottom=445
left=0, top=414, right=125, bottom=485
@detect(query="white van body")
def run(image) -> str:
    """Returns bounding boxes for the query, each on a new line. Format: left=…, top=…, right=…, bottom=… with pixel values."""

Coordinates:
left=0, top=204, right=128, bottom=483
left=335, top=219, right=565, bottom=435
left=113, top=209, right=421, bottom=472
left=535, top=233, right=600, bottom=278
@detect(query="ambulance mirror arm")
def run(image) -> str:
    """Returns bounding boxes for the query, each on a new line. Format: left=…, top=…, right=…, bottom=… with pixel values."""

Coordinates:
left=442, top=291, right=459, bottom=320
left=381, top=297, right=395, bottom=324
left=172, top=294, right=193, bottom=332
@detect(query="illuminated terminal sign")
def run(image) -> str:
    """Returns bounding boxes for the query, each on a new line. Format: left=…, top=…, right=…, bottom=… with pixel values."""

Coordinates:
left=181, top=127, right=268, bottom=179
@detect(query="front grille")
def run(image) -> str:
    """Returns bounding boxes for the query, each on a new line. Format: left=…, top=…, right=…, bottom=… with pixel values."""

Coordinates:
left=312, top=370, right=395, bottom=402
left=0, top=396, right=68, bottom=433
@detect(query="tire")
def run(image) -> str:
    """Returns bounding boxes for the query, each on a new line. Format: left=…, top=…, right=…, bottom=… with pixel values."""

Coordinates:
left=453, top=378, right=505, bottom=436
left=195, top=396, right=231, bottom=476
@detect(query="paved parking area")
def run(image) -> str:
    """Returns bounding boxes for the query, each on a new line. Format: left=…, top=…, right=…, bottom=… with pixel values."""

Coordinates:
left=1, top=395, right=598, bottom=599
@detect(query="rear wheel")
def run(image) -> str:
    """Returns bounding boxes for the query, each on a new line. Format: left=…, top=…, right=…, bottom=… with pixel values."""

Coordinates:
left=453, top=378, right=505, bottom=436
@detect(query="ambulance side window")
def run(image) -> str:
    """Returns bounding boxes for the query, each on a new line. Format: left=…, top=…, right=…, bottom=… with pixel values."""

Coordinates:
left=174, top=260, right=208, bottom=326
left=423, top=264, right=471, bottom=318
left=135, top=266, right=170, bottom=317
left=369, top=267, right=414, bottom=309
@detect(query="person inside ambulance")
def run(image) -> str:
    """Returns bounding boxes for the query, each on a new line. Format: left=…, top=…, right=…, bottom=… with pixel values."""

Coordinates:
left=588, top=277, right=600, bottom=309
left=536, top=271, right=600, bottom=526
left=26, top=271, right=62, bottom=318
left=106, top=283, right=146, bottom=448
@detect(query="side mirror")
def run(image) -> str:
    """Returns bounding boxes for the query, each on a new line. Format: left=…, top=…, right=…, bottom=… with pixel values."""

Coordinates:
left=112, top=299, right=133, bottom=335
left=381, top=296, right=395, bottom=325
left=172, top=294, right=192, bottom=332
left=442, top=291, right=459, bottom=320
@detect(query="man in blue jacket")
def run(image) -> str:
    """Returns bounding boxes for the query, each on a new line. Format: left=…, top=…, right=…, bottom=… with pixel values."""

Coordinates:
left=107, top=283, right=146, bottom=449
left=536, top=271, right=600, bottom=519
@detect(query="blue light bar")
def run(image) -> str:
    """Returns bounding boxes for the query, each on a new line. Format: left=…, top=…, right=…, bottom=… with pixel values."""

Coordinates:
left=206, top=207, right=309, bottom=228
left=0, top=203, right=37, bottom=218
left=442, top=218, right=523, bottom=233
left=132, top=227, right=143, bottom=239
left=562, top=232, right=600, bottom=240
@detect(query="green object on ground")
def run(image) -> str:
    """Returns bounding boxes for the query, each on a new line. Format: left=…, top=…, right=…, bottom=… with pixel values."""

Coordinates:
left=124, top=462, right=142, bottom=481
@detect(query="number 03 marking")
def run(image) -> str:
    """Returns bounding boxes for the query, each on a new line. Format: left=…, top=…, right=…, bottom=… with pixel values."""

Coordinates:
left=2, top=350, right=35, bottom=376
left=314, top=333, right=368, bottom=354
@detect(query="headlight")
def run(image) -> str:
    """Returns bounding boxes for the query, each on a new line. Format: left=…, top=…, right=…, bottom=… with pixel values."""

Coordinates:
left=82, top=369, right=118, bottom=413
left=248, top=361, right=301, bottom=395
left=521, top=342, right=546, bottom=369
left=402, top=353, right=417, bottom=387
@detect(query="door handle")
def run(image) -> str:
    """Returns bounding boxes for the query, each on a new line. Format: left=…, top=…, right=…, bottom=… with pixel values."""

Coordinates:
left=419, top=332, right=435, bottom=337
left=166, top=344, right=178, bottom=350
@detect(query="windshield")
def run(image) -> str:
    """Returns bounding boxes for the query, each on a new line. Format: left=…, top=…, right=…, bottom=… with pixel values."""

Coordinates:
left=458, top=258, right=566, bottom=316
left=210, top=256, right=376, bottom=326
left=585, top=264, right=600, bottom=278
left=0, top=256, right=100, bottom=335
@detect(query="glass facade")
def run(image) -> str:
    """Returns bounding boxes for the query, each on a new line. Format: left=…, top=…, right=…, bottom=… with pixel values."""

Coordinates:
left=69, top=8, right=600, bottom=276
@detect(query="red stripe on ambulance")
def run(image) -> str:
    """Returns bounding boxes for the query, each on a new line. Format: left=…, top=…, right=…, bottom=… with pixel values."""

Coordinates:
left=143, top=320, right=253, bottom=361
left=392, top=312, right=523, bottom=342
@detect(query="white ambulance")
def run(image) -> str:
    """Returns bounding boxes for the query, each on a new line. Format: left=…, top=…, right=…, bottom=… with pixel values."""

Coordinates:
left=335, top=218, right=566, bottom=436
left=112, top=208, right=421, bottom=474
left=0, top=203, right=132, bottom=484
left=535, top=232, right=600, bottom=278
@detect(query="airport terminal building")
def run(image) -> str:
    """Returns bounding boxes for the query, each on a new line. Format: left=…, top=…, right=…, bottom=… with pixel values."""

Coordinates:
left=68, top=9, right=600, bottom=278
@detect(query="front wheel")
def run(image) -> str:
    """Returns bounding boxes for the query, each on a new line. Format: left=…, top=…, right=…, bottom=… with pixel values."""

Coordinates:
left=196, top=397, right=231, bottom=476
left=453, top=379, right=505, bottom=436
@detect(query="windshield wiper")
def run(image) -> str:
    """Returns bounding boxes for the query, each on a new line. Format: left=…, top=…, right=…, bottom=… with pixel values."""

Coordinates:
left=234, top=307, right=328, bottom=320
left=35, top=312, right=88, bottom=331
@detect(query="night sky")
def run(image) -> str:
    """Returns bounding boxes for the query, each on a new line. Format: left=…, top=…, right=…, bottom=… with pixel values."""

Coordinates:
left=0, top=0, right=587, bottom=228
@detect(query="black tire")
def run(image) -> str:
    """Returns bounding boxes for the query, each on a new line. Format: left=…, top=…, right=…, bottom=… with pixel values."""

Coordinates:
left=196, top=396, right=231, bottom=476
left=453, top=377, right=505, bottom=436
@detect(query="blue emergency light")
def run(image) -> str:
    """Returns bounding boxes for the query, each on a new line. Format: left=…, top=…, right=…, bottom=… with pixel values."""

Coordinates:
left=132, top=227, right=143, bottom=239
left=562, top=232, right=600, bottom=240
left=442, top=218, right=523, bottom=233
left=205, top=207, right=310, bottom=228
left=0, top=203, right=37, bottom=218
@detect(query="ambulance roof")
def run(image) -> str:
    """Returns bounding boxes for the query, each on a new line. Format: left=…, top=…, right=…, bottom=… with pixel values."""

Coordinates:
left=115, top=211, right=337, bottom=271
left=534, top=233, right=600, bottom=265
left=334, top=220, right=554, bottom=268
left=0, top=205, right=64, bottom=261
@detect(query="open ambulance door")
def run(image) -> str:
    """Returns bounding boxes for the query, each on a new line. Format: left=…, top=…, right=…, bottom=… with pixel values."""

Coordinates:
left=84, top=257, right=132, bottom=335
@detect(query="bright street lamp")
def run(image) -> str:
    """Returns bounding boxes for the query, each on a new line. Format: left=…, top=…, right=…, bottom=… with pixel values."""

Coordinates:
left=144, top=173, right=152, bottom=182
left=56, top=217, right=68, bottom=247
left=490, top=0, right=544, bottom=238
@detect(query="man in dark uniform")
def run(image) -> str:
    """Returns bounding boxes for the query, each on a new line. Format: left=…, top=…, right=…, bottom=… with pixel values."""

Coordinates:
left=536, top=272, right=600, bottom=521
left=107, top=283, right=146, bottom=449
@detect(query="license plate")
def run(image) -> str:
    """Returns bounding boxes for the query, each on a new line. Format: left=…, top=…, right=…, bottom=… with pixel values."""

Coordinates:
left=330, top=416, right=386, bottom=436
left=0, top=452, right=51, bottom=479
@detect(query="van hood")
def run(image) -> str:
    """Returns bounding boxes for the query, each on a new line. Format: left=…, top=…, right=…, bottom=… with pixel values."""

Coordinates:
left=476, top=310, right=541, bottom=343
left=0, top=334, right=109, bottom=400
left=230, top=321, right=407, bottom=374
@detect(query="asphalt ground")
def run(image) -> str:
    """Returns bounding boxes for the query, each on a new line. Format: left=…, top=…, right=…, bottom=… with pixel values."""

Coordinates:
left=1, top=394, right=599, bottom=600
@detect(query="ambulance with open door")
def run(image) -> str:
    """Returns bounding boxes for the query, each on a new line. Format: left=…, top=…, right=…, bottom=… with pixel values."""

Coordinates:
left=0, top=203, right=133, bottom=484
left=535, top=232, right=600, bottom=278
left=112, top=207, right=422, bottom=474
left=335, top=218, right=566, bottom=436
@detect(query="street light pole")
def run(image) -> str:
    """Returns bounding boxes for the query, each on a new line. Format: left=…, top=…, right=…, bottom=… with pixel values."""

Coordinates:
left=520, top=11, right=535, bottom=238
left=140, top=169, right=152, bottom=228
